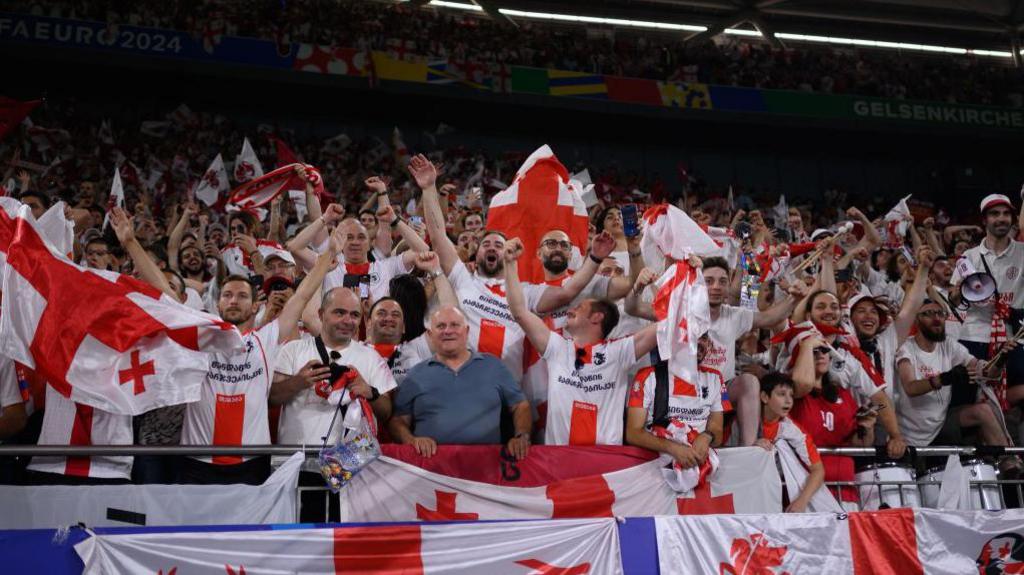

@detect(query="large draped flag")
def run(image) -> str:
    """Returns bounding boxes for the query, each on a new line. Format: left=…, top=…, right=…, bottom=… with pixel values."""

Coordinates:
left=228, top=162, right=325, bottom=211
left=194, top=154, right=229, bottom=207
left=233, top=137, right=264, bottom=184
left=656, top=508, right=1024, bottom=574
left=650, top=259, right=711, bottom=385
left=76, top=518, right=623, bottom=575
left=486, top=145, right=589, bottom=283
left=339, top=445, right=780, bottom=522
left=0, top=198, right=244, bottom=415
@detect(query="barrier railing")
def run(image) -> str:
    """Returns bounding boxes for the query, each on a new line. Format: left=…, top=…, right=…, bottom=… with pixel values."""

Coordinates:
left=2, top=445, right=1022, bottom=519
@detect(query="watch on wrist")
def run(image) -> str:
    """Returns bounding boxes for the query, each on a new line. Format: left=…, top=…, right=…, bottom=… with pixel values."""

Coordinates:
left=515, top=432, right=531, bottom=442
left=589, top=253, right=603, bottom=265
left=390, top=218, right=401, bottom=228
left=369, top=387, right=381, bottom=402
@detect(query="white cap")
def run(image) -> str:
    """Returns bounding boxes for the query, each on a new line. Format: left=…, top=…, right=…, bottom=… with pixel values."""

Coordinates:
left=810, top=228, right=831, bottom=241
left=258, top=244, right=295, bottom=265
left=980, top=193, right=1013, bottom=214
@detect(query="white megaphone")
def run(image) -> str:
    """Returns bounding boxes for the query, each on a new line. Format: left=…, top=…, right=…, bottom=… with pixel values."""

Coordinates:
left=956, top=258, right=997, bottom=303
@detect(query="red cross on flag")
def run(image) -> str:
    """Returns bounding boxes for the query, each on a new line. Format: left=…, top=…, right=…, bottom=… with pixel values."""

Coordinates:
left=640, top=203, right=719, bottom=274
left=75, top=519, right=622, bottom=575
left=486, top=145, right=589, bottom=284
left=651, top=259, right=711, bottom=384
left=0, top=197, right=244, bottom=415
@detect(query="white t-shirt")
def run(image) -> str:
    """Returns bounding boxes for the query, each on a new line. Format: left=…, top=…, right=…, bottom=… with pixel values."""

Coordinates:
left=184, top=287, right=205, bottom=311
left=370, top=335, right=432, bottom=384
left=542, top=335, right=636, bottom=446
left=629, top=364, right=723, bottom=432
left=28, top=385, right=132, bottom=479
left=895, top=337, right=974, bottom=446
left=181, top=321, right=282, bottom=465
left=953, top=240, right=1024, bottom=343
left=275, top=336, right=396, bottom=458
left=323, top=255, right=411, bottom=305
left=859, top=325, right=899, bottom=405
left=521, top=273, right=611, bottom=332
left=448, top=260, right=526, bottom=381
left=705, top=305, right=755, bottom=382
left=0, top=355, right=24, bottom=411
left=829, top=344, right=887, bottom=404
left=932, top=285, right=963, bottom=342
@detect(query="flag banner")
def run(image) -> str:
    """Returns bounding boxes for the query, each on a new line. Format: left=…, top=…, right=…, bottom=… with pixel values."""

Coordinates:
left=0, top=198, right=243, bottom=415
left=883, top=194, right=913, bottom=248
left=657, top=508, right=1024, bottom=575
left=486, top=145, right=589, bottom=284
left=75, top=517, right=622, bottom=575
left=233, top=136, right=264, bottom=183
left=640, top=204, right=718, bottom=274
left=651, top=260, right=711, bottom=384
left=339, top=445, right=779, bottom=522
left=0, top=96, right=41, bottom=140
left=0, top=452, right=303, bottom=529
left=227, top=162, right=324, bottom=210
left=194, top=153, right=229, bottom=207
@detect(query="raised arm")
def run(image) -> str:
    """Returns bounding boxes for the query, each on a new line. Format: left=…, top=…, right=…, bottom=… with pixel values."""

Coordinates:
left=504, top=238, right=553, bottom=356
left=790, top=336, right=823, bottom=398
left=624, top=268, right=657, bottom=321
left=413, top=251, right=457, bottom=308
left=168, top=203, right=196, bottom=272
left=753, top=280, right=809, bottom=329
left=286, top=203, right=345, bottom=271
left=110, top=207, right=178, bottom=301
left=365, top=177, right=395, bottom=255
left=377, top=205, right=429, bottom=267
left=275, top=234, right=339, bottom=344
left=847, top=207, right=881, bottom=250
left=632, top=321, right=660, bottom=361
left=266, top=193, right=284, bottom=243
left=408, top=154, right=460, bottom=274
left=235, top=233, right=266, bottom=277
left=895, top=247, right=932, bottom=341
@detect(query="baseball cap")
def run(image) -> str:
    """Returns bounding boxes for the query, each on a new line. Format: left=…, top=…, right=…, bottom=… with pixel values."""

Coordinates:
left=810, top=228, right=832, bottom=241
left=979, top=194, right=1013, bottom=214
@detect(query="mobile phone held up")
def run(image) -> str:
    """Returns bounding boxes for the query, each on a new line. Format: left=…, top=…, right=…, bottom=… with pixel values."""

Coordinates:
left=621, top=204, right=640, bottom=238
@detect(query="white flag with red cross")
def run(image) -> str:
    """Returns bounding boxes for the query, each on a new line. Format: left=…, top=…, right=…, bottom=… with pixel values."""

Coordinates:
left=338, top=445, right=779, bottom=523
left=651, top=259, right=711, bottom=385
left=640, top=203, right=719, bottom=275
left=656, top=508, right=1024, bottom=574
left=0, top=197, right=244, bottom=415
left=194, top=153, right=229, bottom=207
left=486, top=145, right=589, bottom=284
left=233, top=137, right=264, bottom=184
left=101, top=165, right=125, bottom=230
left=75, top=518, right=622, bottom=575
left=883, top=194, right=913, bottom=248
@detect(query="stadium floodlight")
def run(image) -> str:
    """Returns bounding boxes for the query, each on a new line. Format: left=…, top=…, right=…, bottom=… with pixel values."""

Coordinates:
left=426, top=1, right=482, bottom=10
left=773, top=32, right=979, bottom=55
left=724, top=28, right=763, bottom=37
left=496, top=8, right=707, bottom=32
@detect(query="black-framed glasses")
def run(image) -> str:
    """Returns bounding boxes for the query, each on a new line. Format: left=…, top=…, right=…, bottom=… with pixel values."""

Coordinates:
left=541, top=239, right=572, bottom=250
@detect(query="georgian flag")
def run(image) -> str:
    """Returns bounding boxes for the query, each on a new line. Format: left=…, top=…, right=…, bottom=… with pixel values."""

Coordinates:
left=0, top=198, right=244, bottom=415
left=76, top=519, right=623, bottom=575
left=101, top=165, right=125, bottom=230
left=233, top=137, right=264, bottom=184
left=656, top=508, right=1024, bottom=574
left=194, top=154, right=229, bottom=207
left=228, top=163, right=325, bottom=211
left=883, top=194, right=913, bottom=248
left=640, top=204, right=719, bottom=275
left=339, top=445, right=780, bottom=522
left=486, top=145, right=589, bottom=283
left=651, top=259, right=711, bottom=385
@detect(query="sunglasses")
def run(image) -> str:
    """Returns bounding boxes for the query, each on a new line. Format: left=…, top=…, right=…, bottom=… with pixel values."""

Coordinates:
left=812, top=347, right=831, bottom=356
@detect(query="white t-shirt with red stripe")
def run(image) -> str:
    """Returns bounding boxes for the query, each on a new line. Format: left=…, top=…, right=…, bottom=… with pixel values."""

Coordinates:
left=182, top=320, right=281, bottom=465
left=629, top=365, right=724, bottom=432
left=542, top=335, right=636, bottom=446
left=762, top=416, right=821, bottom=468
left=447, top=260, right=526, bottom=381
left=322, top=255, right=410, bottom=304
left=27, top=385, right=132, bottom=479
left=521, top=273, right=612, bottom=331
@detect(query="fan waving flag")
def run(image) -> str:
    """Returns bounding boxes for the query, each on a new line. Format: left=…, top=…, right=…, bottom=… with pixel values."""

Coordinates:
left=0, top=198, right=244, bottom=415
left=883, top=194, right=913, bottom=248
left=641, top=204, right=719, bottom=274
left=228, top=162, right=325, bottom=211
left=101, top=165, right=125, bottom=230
left=651, top=260, right=711, bottom=384
left=486, top=145, right=589, bottom=284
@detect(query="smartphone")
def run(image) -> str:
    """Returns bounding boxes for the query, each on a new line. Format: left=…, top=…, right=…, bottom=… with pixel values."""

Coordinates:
left=621, top=204, right=639, bottom=238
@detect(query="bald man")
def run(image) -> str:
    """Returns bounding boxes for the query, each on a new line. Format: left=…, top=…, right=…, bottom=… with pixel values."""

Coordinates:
left=389, top=306, right=532, bottom=459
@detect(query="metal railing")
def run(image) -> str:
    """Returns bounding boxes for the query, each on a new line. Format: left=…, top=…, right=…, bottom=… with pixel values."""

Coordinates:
left=2, top=445, right=1022, bottom=519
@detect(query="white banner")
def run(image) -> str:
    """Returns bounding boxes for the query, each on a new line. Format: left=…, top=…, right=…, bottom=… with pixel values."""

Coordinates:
left=75, top=518, right=623, bottom=575
left=0, top=452, right=303, bottom=529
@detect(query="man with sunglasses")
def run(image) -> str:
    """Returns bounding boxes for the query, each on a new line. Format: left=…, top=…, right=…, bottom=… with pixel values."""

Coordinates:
left=505, top=238, right=660, bottom=446
left=895, top=299, right=1013, bottom=450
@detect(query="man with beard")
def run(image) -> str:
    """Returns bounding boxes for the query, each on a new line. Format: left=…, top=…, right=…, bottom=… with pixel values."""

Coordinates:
left=896, top=299, right=1012, bottom=449
left=179, top=235, right=338, bottom=485
left=847, top=246, right=931, bottom=411
left=952, top=195, right=1024, bottom=413
left=410, top=154, right=615, bottom=383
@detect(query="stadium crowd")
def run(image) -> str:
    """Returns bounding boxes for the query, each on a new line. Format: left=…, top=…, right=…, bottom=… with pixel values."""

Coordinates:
left=5, top=0, right=1024, bottom=107
left=1, top=90, right=1023, bottom=520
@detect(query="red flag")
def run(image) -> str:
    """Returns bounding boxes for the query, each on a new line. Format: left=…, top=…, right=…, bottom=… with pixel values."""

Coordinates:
left=486, top=145, right=589, bottom=283
left=268, top=134, right=301, bottom=167
left=0, top=97, right=41, bottom=141
left=228, top=162, right=324, bottom=210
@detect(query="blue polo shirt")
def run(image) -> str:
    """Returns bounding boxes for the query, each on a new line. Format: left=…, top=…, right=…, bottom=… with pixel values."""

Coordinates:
left=393, top=351, right=524, bottom=444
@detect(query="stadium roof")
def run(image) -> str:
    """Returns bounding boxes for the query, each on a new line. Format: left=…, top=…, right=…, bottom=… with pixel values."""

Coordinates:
left=411, top=0, right=1024, bottom=61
